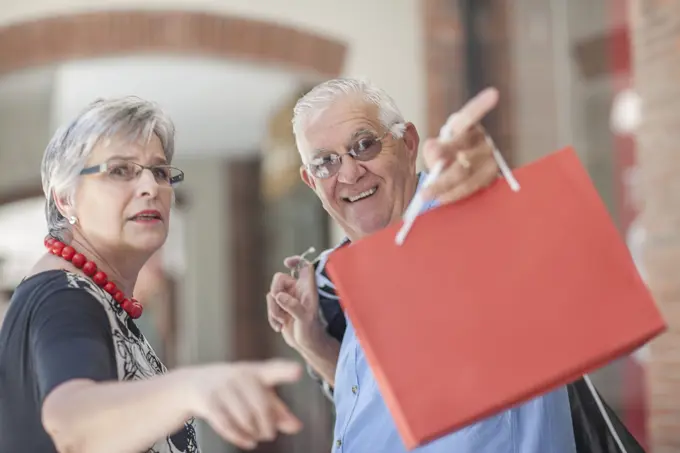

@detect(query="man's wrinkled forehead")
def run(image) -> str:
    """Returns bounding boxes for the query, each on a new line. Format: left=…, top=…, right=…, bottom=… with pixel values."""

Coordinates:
left=299, top=98, right=380, bottom=158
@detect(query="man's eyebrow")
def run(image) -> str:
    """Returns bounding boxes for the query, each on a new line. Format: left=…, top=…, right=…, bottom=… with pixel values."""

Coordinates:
left=311, top=128, right=378, bottom=156
left=311, top=148, right=332, bottom=159
left=348, top=128, right=375, bottom=142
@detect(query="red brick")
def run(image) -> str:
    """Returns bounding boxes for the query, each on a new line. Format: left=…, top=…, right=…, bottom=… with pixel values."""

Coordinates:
left=422, top=0, right=515, bottom=164
left=631, top=0, right=680, bottom=448
left=0, top=10, right=346, bottom=78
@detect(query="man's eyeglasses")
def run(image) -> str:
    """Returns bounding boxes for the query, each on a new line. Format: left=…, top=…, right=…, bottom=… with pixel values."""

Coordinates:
left=304, top=125, right=401, bottom=179
left=80, top=160, right=184, bottom=186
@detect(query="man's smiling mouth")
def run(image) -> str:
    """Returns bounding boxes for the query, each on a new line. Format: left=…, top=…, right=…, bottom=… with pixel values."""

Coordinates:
left=343, top=186, right=378, bottom=203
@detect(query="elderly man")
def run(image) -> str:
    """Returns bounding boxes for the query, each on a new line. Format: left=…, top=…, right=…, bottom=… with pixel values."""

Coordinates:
left=266, top=78, right=576, bottom=452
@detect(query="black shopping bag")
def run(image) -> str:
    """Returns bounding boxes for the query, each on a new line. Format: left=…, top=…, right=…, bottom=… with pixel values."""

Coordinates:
left=569, top=376, right=645, bottom=453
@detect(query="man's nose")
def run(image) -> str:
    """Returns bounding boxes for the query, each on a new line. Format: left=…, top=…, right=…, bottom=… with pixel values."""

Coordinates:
left=336, top=155, right=366, bottom=184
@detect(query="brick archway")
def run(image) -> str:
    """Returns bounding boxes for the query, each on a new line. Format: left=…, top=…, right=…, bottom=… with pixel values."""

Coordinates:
left=0, top=9, right=347, bottom=204
left=0, top=10, right=346, bottom=77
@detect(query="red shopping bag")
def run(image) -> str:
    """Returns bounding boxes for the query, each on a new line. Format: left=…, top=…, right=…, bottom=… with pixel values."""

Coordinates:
left=326, top=147, right=665, bottom=450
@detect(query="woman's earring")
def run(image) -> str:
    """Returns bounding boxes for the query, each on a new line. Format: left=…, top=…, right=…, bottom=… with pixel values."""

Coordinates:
left=68, top=215, right=78, bottom=225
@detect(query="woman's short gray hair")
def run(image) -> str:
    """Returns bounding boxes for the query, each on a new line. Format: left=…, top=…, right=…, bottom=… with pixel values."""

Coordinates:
left=41, top=96, right=175, bottom=240
left=291, top=78, right=407, bottom=151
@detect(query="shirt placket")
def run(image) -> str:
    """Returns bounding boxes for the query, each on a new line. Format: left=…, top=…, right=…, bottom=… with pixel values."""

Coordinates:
left=334, top=334, right=362, bottom=451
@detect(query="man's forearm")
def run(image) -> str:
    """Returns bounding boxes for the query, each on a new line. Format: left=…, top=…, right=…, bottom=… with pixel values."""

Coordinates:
left=299, top=334, right=340, bottom=387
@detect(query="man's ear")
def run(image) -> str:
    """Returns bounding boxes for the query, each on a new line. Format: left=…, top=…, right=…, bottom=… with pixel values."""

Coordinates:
left=300, top=165, right=316, bottom=190
left=402, top=122, right=420, bottom=163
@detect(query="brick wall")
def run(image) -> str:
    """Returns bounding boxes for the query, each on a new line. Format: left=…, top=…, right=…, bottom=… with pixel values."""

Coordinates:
left=423, top=0, right=515, bottom=163
left=630, top=1, right=680, bottom=451
left=423, top=0, right=467, bottom=138
left=0, top=10, right=345, bottom=83
left=470, top=0, right=516, bottom=164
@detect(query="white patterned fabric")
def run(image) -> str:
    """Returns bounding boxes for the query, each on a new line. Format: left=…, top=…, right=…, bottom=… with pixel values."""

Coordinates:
left=64, top=271, right=200, bottom=453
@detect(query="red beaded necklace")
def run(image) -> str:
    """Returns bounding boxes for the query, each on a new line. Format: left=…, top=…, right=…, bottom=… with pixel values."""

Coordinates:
left=44, top=236, right=144, bottom=319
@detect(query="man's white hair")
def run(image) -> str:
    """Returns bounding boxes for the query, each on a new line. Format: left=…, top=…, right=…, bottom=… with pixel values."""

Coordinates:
left=292, top=78, right=406, bottom=156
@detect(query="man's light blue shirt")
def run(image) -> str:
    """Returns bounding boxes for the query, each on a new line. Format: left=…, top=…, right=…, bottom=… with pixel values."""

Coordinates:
left=329, top=173, right=577, bottom=453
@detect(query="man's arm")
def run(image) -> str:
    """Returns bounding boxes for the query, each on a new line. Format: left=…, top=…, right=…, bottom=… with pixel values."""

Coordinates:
left=302, top=301, right=346, bottom=398
left=300, top=333, right=341, bottom=387
left=269, top=251, right=347, bottom=399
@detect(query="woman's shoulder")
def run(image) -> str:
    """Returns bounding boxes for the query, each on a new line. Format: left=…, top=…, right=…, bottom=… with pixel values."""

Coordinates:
left=17, top=269, right=90, bottom=297
left=10, top=270, right=108, bottom=320
left=0, top=270, right=114, bottom=360
left=13, top=269, right=70, bottom=304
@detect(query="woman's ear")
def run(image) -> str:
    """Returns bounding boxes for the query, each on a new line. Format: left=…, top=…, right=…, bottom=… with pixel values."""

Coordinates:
left=52, top=190, right=72, bottom=219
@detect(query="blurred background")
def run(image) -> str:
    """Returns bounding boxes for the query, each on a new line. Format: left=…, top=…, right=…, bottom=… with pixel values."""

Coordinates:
left=0, top=0, right=677, bottom=451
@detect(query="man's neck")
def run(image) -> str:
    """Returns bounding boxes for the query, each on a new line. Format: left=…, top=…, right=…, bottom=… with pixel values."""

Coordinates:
left=404, top=170, right=422, bottom=214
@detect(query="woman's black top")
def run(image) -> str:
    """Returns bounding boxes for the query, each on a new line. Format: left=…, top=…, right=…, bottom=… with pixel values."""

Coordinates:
left=0, top=270, right=199, bottom=452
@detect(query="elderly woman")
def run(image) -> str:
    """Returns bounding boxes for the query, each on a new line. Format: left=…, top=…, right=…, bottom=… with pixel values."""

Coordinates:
left=0, top=97, right=301, bottom=453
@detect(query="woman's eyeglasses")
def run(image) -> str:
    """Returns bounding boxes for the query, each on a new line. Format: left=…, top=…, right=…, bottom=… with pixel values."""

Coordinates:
left=80, top=160, right=184, bottom=186
left=304, top=126, right=399, bottom=179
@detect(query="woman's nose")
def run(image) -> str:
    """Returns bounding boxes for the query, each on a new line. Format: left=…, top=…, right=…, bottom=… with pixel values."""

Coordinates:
left=136, top=168, right=160, bottom=197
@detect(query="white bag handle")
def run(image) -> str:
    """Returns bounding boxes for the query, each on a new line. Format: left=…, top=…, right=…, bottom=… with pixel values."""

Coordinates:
left=582, top=374, right=628, bottom=453
left=488, top=137, right=520, bottom=191
left=395, top=138, right=519, bottom=246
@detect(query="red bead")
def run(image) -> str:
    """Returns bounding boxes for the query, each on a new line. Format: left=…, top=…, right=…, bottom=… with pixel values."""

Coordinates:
left=93, top=271, right=107, bottom=286
left=61, top=246, right=76, bottom=261
left=51, top=242, right=64, bottom=255
left=128, top=301, right=143, bottom=319
left=104, top=282, right=117, bottom=294
left=71, top=253, right=86, bottom=269
left=82, top=261, right=97, bottom=276
left=40, top=238, right=143, bottom=320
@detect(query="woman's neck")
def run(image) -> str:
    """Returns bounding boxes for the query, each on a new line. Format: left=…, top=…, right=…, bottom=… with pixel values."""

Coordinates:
left=68, top=236, right=146, bottom=297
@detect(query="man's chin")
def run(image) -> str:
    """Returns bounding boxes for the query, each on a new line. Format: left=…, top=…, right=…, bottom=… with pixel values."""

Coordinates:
left=343, top=213, right=392, bottom=240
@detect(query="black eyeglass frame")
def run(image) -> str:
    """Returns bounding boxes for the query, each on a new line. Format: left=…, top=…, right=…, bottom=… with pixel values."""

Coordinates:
left=303, top=122, right=405, bottom=179
left=80, top=161, right=185, bottom=186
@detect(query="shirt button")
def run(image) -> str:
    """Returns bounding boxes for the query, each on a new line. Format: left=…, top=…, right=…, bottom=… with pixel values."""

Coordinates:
left=336, top=439, right=342, bottom=448
left=351, top=385, right=358, bottom=394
